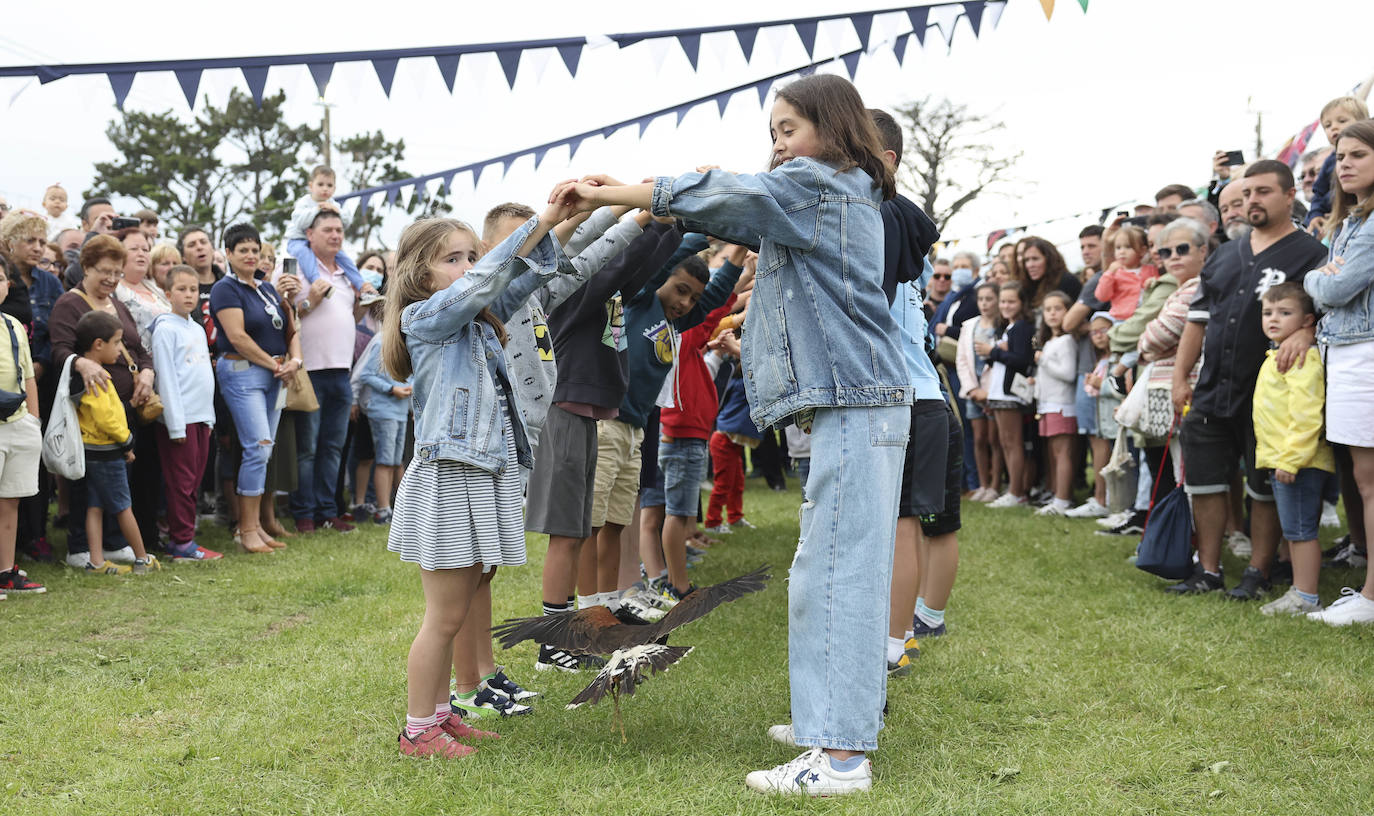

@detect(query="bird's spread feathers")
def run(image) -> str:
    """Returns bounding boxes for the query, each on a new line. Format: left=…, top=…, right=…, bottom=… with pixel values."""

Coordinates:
left=492, top=565, right=771, bottom=654
left=566, top=644, right=694, bottom=709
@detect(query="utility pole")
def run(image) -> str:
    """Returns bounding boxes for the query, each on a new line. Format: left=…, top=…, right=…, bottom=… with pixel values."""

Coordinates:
left=316, top=95, right=334, bottom=166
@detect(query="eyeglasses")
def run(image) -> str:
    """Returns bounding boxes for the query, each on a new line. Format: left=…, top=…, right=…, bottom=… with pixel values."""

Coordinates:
left=35, top=259, right=57, bottom=271
left=932, top=273, right=951, bottom=280
left=1155, top=243, right=1195, bottom=261
left=1090, top=328, right=1110, bottom=337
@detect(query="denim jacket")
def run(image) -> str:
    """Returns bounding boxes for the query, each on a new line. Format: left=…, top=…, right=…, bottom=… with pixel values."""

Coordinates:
left=404, top=216, right=569, bottom=474
left=1306, top=212, right=1374, bottom=345
left=652, top=158, right=911, bottom=428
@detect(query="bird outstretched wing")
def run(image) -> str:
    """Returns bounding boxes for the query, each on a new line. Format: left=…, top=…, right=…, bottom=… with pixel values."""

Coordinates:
left=646, top=564, right=771, bottom=641
left=566, top=644, right=694, bottom=709
left=492, top=565, right=771, bottom=654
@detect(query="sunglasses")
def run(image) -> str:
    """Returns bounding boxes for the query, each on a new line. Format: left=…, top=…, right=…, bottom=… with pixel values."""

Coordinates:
left=1155, top=243, right=1195, bottom=261
left=932, top=273, right=951, bottom=280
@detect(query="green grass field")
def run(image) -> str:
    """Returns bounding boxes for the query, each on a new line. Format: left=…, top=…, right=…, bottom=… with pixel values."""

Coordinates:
left=3, top=481, right=1373, bottom=814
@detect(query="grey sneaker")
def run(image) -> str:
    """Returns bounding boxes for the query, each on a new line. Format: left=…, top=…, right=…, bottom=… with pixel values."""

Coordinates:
left=1260, top=587, right=1321, bottom=616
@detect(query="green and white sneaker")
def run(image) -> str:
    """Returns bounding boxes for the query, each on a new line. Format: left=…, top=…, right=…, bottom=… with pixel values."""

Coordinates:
left=745, top=747, right=872, bottom=796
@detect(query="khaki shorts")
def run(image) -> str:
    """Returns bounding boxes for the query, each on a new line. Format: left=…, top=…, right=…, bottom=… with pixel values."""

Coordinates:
left=591, top=418, right=643, bottom=528
left=0, top=414, right=41, bottom=499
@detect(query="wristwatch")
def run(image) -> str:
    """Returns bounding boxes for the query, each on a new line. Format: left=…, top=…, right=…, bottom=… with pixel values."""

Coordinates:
left=291, top=357, right=303, bottom=368
left=300, top=298, right=312, bottom=313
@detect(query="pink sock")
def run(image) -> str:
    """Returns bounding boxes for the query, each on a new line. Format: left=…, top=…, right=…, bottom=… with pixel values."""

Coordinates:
left=404, top=714, right=437, bottom=738
left=434, top=703, right=451, bottom=725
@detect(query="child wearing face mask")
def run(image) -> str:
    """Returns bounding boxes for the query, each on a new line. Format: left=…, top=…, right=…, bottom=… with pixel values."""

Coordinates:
left=1094, top=226, right=1158, bottom=320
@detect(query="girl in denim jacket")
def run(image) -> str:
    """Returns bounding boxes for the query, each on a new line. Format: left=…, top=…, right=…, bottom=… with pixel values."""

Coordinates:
left=380, top=194, right=574, bottom=758
left=555, top=74, right=910, bottom=796
left=1305, top=119, right=1374, bottom=626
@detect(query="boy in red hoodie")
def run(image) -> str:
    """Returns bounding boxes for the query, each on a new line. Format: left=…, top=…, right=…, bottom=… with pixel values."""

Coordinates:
left=654, top=251, right=753, bottom=595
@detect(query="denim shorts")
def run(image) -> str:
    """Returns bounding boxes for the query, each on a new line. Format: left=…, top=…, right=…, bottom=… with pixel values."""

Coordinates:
left=964, top=397, right=986, bottom=421
left=1075, top=373, right=1098, bottom=436
left=368, top=416, right=407, bottom=466
left=85, top=456, right=132, bottom=512
left=658, top=437, right=708, bottom=517
left=1271, top=467, right=1327, bottom=541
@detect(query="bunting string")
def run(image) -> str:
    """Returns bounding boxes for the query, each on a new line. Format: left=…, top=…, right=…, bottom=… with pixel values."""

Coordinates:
left=337, top=0, right=1008, bottom=214
left=0, top=2, right=1012, bottom=109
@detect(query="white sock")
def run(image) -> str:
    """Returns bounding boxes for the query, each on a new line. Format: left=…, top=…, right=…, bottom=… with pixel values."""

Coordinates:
left=886, top=636, right=905, bottom=664
left=600, top=591, right=621, bottom=612
left=1053, top=497, right=1071, bottom=510
left=575, top=593, right=597, bottom=609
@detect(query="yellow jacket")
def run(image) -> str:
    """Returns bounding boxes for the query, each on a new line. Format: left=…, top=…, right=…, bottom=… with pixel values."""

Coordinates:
left=1252, top=347, right=1334, bottom=474
left=77, top=380, right=132, bottom=452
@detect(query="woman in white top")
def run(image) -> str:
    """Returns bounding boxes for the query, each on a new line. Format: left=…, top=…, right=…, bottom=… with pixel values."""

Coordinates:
left=114, top=229, right=171, bottom=351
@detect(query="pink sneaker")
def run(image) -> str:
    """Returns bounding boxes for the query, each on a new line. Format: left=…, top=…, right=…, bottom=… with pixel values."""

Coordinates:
left=440, top=715, right=500, bottom=742
left=398, top=725, right=475, bottom=758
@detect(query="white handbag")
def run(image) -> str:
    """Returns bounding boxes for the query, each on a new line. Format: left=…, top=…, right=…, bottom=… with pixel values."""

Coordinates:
left=42, top=356, right=86, bottom=480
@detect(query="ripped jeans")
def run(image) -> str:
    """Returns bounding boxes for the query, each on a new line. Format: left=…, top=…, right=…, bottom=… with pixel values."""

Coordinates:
left=216, top=357, right=283, bottom=497
left=788, top=404, right=909, bottom=752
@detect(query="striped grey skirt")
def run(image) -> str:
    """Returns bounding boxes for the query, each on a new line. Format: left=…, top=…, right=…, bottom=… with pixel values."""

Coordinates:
left=387, top=412, right=526, bottom=571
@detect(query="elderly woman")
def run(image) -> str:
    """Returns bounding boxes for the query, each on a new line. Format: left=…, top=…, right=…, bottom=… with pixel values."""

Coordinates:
left=209, top=223, right=302, bottom=554
left=148, top=243, right=181, bottom=291
left=49, top=235, right=159, bottom=567
left=1135, top=217, right=1209, bottom=504
left=114, top=229, right=171, bottom=351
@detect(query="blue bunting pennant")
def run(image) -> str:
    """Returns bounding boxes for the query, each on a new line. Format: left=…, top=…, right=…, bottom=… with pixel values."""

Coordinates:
left=109, top=72, right=135, bottom=109
left=533, top=145, right=551, bottom=170
left=557, top=44, right=583, bottom=77
left=566, top=135, right=587, bottom=160
left=963, top=0, right=986, bottom=34
left=307, top=62, right=333, bottom=97
left=174, top=69, right=201, bottom=108
left=851, top=13, right=875, bottom=50
left=715, top=91, right=732, bottom=117
left=908, top=7, right=931, bottom=45
left=754, top=79, right=772, bottom=106
left=384, top=185, right=399, bottom=207
left=496, top=49, right=521, bottom=88
left=434, top=55, right=460, bottom=92
left=372, top=58, right=399, bottom=96
left=677, top=33, right=701, bottom=70
left=842, top=51, right=861, bottom=79
left=893, top=32, right=911, bottom=64
left=241, top=65, right=269, bottom=107
left=735, top=26, right=759, bottom=62
left=793, top=21, right=818, bottom=57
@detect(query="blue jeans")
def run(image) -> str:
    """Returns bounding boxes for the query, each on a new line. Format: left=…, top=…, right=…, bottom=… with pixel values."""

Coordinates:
left=790, top=404, right=909, bottom=752
left=658, top=437, right=708, bottom=517
left=216, top=357, right=283, bottom=496
left=1272, top=467, right=1326, bottom=542
left=290, top=368, right=351, bottom=520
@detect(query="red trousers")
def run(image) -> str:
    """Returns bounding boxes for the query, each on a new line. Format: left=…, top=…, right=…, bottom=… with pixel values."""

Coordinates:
left=706, top=431, right=745, bottom=527
left=156, top=422, right=211, bottom=546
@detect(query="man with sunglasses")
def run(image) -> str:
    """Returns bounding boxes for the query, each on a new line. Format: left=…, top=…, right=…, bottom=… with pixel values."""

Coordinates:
left=922, top=258, right=954, bottom=312
left=1165, top=161, right=1329, bottom=600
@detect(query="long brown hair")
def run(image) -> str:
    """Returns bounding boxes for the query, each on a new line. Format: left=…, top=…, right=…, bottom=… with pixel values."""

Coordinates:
left=1326, top=118, right=1374, bottom=239
left=382, top=218, right=507, bottom=381
left=1015, top=237, right=1071, bottom=309
left=771, top=74, right=896, bottom=200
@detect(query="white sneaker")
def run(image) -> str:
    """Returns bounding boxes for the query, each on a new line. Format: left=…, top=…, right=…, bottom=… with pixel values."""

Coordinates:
left=106, top=546, right=137, bottom=564
left=704, top=524, right=733, bottom=535
left=767, top=723, right=799, bottom=747
left=620, top=590, right=667, bottom=623
left=974, top=487, right=999, bottom=502
left=1226, top=531, right=1252, bottom=558
left=1307, top=588, right=1374, bottom=626
left=987, top=493, right=1025, bottom=509
left=1097, top=510, right=1130, bottom=529
left=1321, top=502, right=1342, bottom=528
left=731, top=518, right=757, bottom=531
left=65, top=551, right=92, bottom=569
left=745, top=747, right=872, bottom=796
left=1066, top=498, right=1109, bottom=518
left=1260, top=587, right=1322, bottom=616
left=1035, top=502, right=1068, bottom=517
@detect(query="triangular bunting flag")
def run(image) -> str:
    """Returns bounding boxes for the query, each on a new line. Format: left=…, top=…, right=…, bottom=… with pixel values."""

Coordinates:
left=601, top=123, right=621, bottom=139
left=1039, top=0, right=1055, bottom=19
left=567, top=135, right=587, bottom=160
left=496, top=49, right=521, bottom=88
left=307, top=62, right=333, bottom=97
left=372, top=58, right=399, bottom=97
left=174, top=69, right=201, bottom=108
left=850, top=13, right=875, bottom=50
left=557, top=43, right=583, bottom=77
left=964, top=1, right=986, bottom=35
left=907, top=7, right=930, bottom=44
left=108, top=72, right=135, bottom=110
left=893, top=33, right=911, bottom=64
left=735, top=26, right=759, bottom=62
left=986, top=0, right=1008, bottom=29
left=384, top=185, right=399, bottom=207
left=356, top=194, right=369, bottom=218
left=842, top=51, right=861, bottom=79
left=501, top=155, right=519, bottom=178
left=1077, top=0, right=1089, bottom=10
left=638, top=116, right=655, bottom=137
left=241, top=66, right=270, bottom=107
left=434, top=55, right=460, bottom=92
left=441, top=171, right=457, bottom=195
left=677, top=33, right=701, bottom=70
left=533, top=145, right=551, bottom=169
left=715, top=91, right=732, bottom=117
left=675, top=105, right=693, bottom=126
left=754, top=79, right=772, bottom=106
left=794, top=21, right=818, bottom=57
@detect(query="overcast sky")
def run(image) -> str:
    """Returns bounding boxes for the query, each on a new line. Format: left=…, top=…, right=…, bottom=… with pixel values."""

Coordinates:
left=3, top=0, right=1373, bottom=261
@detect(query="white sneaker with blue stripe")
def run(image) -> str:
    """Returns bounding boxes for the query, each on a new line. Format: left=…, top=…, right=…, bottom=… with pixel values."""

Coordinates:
left=745, top=747, right=872, bottom=796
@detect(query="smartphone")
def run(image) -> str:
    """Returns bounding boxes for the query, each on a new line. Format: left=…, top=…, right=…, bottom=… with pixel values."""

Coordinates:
left=282, top=257, right=297, bottom=277
left=1224, top=150, right=1245, bottom=166
left=111, top=216, right=141, bottom=231
left=1115, top=211, right=1130, bottom=219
